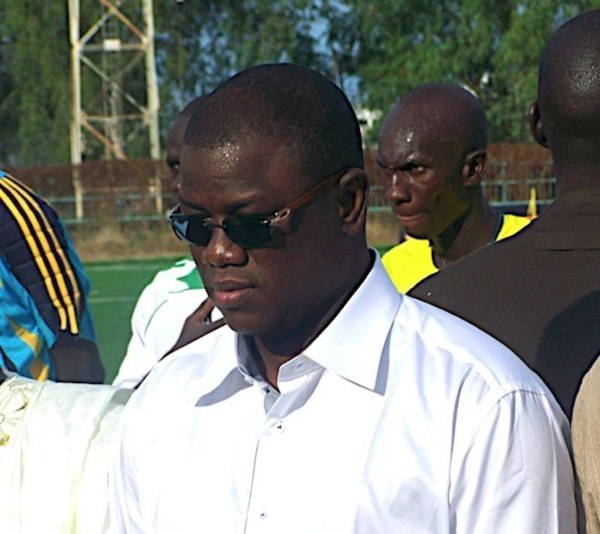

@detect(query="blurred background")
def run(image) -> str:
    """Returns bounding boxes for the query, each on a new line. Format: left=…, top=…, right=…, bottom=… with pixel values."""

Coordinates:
left=2, top=0, right=596, bottom=380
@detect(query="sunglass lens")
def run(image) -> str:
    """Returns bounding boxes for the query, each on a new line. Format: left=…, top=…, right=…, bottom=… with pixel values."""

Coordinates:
left=185, top=217, right=211, bottom=246
left=171, top=215, right=211, bottom=247
left=226, top=218, right=272, bottom=248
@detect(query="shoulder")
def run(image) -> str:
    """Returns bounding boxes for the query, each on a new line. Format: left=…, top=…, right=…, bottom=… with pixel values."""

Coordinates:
left=573, top=357, right=600, bottom=443
left=126, top=326, right=232, bottom=414
left=393, top=295, right=552, bottom=399
left=145, top=258, right=201, bottom=295
left=153, top=258, right=197, bottom=283
left=498, top=213, right=531, bottom=239
left=572, top=357, right=600, bottom=527
left=0, top=172, right=55, bottom=219
left=132, top=259, right=200, bottom=319
left=382, top=239, right=435, bottom=293
left=410, top=232, right=520, bottom=302
left=382, top=238, right=430, bottom=264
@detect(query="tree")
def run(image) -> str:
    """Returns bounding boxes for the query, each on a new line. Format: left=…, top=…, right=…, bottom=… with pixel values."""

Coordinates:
left=1, top=2, right=71, bottom=164
left=2, top=1, right=598, bottom=166
left=153, top=1, right=330, bottom=135
left=349, top=0, right=600, bottom=142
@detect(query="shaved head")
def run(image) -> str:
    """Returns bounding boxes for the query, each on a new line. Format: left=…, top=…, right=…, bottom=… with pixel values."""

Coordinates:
left=376, top=83, right=490, bottom=242
left=166, top=95, right=208, bottom=200
left=537, top=10, right=600, bottom=155
left=184, top=63, right=363, bottom=181
left=379, top=83, right=487, bottom=157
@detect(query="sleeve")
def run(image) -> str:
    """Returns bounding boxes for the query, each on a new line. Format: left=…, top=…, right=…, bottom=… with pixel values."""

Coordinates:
left=112, top=276, right=169, bottom=388
left=572, top=358, right=600, bottom=534
left=110, top=394, right=147, bottom=533
left=0, top=174, right=89, bottom=340
left=450, top=390, right=577, bottom=533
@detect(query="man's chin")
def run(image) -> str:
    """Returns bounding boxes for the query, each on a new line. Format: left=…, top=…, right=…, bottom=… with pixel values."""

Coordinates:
left=404, top=227, right=430, bottom=240
left=216, top=309, right=265, bottom=336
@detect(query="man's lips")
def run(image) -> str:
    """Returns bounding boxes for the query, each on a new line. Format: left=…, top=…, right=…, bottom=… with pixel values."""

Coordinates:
left=394, top=211, right=425, bottom=225
left=208, top=281, right=254, bottom=308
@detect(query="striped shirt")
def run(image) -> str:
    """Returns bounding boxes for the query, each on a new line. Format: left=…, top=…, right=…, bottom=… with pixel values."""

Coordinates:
left=0, top=171, right=95, bottom=379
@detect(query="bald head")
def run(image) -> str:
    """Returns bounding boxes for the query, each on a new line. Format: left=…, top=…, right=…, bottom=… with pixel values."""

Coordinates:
left=166, top=96, right=207, bottom=199
left=377, top=84, right=490, bottom=242
left=167, top=96, right=206, bottom=169
left=536, top=10, right=600, bottom=152
left=379, top=83, right=487, bottom=158
left=184, top=63, right=363, bottom=181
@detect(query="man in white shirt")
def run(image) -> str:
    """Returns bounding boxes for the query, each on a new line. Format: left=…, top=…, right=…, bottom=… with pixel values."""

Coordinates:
left=111, top=63, right=576, bottom=533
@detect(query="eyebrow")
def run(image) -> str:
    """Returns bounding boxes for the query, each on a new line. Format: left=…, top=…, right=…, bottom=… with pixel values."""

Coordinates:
left=376, top=154, right=420, bottom=171
left=179, top=197, right=206, bottom=211
left=179, top=195, right=267, bottom=214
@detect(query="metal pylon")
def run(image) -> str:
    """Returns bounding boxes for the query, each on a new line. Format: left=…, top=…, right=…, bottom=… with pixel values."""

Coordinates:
left=68, top=0, right=161, bottom=219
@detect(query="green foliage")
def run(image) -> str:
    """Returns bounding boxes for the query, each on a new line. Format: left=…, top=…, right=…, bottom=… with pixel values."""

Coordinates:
left=1, top=2, right=71, bottom=164
left=1, top=1, right=600, bottom=165
left=350, top=0, right=600, bottom=141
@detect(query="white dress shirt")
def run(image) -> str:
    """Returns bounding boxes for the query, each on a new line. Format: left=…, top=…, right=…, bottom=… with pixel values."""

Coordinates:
left=111, top=255, right=576, bottom=533
left=113, top=259, right=220, bottom=388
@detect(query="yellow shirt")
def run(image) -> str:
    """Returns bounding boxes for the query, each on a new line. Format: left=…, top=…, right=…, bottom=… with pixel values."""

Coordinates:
left=382, top=214, right=531, bottom=293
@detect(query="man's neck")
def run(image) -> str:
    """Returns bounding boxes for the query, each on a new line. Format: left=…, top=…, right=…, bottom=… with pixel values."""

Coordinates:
left=252, top=249, right=374, bottom=390
left=430, top=201, right=499, bottom=269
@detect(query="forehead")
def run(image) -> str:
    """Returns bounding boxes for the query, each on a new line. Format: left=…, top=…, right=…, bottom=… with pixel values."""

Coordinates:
left=179, top=138, right=305, bottom=209
left=166, top=115, right=189, bottom=159
left=378, top=102, right=462, bottom=164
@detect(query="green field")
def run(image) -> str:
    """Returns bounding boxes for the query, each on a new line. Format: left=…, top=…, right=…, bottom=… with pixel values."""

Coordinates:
left=86, top=257, right=184, bottom=383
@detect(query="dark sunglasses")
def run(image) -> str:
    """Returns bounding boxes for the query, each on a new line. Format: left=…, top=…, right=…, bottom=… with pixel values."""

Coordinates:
left=168, top=168, right=349, bottom=249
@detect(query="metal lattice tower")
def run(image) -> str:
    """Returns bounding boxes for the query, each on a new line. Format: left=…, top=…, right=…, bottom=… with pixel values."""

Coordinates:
left=68, top=0, right=161, bottom=218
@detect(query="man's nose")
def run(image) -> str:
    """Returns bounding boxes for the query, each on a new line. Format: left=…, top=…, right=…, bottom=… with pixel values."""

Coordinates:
left=384, top=172, right=411, bottom=204
left=199, top=225, right=246, bottom=268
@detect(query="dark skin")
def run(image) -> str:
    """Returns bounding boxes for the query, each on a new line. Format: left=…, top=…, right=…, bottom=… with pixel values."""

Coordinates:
left=2, top=328, right=105, bottom=383
left=377, top=83, right=499, bottom=269
left=165, top=112, right=189, bottom=203
left=166, top=299, right=226, bottom=355
left=528, top=9, right=600, bottom=198
left=180, top=139, right=370, bottom=389
left=161, top=95, right=224, bottom=357
left=166, top=96, right=206, bottom=203
left=52, top=334, right=105, bottom=383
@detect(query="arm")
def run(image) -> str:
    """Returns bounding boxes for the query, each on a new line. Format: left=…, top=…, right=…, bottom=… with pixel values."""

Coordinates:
left=165, top=297, right=225, bottom=355
left=110, top=392, right=147, bottom=533
left=51, top=333, right=104, bottom=383
left=572, top=357, right=600, bottom=534
left=451, top=391, right=576, bottom=533
left=0, top=174, right=103, bottom=381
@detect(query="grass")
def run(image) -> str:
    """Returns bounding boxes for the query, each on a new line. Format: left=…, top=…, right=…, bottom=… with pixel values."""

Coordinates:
left=86, top=257, right=187, bottom=383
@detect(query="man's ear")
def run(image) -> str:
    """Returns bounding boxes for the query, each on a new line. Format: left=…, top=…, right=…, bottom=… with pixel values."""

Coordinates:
left=337, top=168, right=368, bottom=236
left=462, top=149, right=486, bottom=187
left=528, top=101, right=549, bottom=148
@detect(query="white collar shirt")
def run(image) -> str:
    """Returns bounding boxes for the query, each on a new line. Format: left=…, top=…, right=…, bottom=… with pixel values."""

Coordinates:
left=111, top=254, right=576, bottom=534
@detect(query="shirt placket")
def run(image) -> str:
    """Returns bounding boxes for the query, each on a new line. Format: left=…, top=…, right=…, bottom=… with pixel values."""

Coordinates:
left=244, top=356, right=321, bottom=534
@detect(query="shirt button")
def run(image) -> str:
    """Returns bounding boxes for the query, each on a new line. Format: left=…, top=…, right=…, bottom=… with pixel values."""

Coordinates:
left=275, top=420, right=284, bottom=433
left=259, top=511, right=267, bottom=519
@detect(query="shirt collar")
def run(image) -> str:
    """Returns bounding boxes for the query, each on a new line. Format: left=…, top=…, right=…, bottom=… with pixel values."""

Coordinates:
left=211, top=251, right=403, bottom=393
left=293, top=252, right=402, bottom=392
